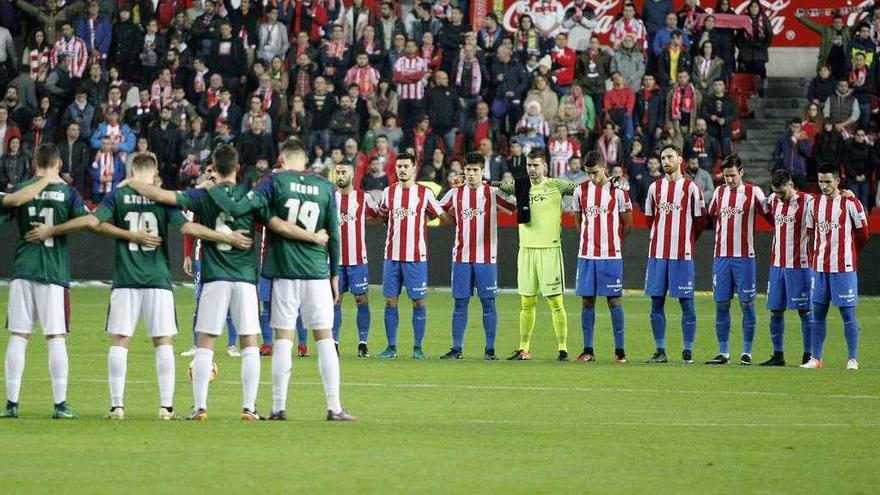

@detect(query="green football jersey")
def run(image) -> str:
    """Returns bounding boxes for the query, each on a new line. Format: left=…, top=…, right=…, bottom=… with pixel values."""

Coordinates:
left=176, top=183, right=258, bottom=284
left=10, top=180, right=89, bottom=286
left=208, top=171, right=340, bottom=280
left=93, top=186, right=187, bottom=289
left=498, top=178, right=576, bottom=249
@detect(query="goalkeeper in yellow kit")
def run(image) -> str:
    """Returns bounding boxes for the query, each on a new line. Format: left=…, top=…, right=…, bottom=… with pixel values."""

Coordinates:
left=495, top=149, right=577, bottom=361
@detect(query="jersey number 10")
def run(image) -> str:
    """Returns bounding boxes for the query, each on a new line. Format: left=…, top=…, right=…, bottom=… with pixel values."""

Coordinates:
left=124, top=212, right=159, bottom=252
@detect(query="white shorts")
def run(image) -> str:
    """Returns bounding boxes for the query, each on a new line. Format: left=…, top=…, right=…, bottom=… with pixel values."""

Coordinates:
left=195, top=281, right=260, bottom=336
left=7, top=279, right=69, bottom=336
left=270, top=278, right=334, bottom=331
left=106, top=288, right=178, bottom=338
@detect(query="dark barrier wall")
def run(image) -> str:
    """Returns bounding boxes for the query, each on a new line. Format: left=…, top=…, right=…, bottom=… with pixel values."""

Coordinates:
left=2, top=224, right=880, bottom=294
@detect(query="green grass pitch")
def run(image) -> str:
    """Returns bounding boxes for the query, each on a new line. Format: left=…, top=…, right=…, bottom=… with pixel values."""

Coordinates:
left=0, top=286, right=877, bottom=493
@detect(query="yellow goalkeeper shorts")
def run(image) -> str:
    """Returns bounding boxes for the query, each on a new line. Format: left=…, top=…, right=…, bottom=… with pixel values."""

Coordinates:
left=517, top=247, right=565, bottom=297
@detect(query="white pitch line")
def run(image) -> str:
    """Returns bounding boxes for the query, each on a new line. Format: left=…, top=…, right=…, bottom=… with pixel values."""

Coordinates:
left=6, top=376, right=878, bottom=400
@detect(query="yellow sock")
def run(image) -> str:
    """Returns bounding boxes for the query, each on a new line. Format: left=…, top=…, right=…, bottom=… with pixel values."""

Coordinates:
left=519, top=296, right=537, bottom=351
left=548, top=295, right=568, bottom=352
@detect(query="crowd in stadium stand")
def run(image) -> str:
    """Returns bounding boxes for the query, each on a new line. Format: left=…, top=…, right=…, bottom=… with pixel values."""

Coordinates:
left=0, top=0, right=875, bottom=212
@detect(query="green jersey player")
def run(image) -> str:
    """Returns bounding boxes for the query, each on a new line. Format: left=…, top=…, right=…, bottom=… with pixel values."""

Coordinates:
left=28, top=153, right=252, bottom=420
left=121, top=145, right=327, bottom=421
left=1, top=145, right=110, bottom=420
left=495, top=149, right=577, bottom=361
left=208, top=137, right=355, bottom=421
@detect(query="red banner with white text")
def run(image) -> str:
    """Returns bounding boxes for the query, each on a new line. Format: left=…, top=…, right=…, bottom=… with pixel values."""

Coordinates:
left=471, top=0, right=877, bottom=48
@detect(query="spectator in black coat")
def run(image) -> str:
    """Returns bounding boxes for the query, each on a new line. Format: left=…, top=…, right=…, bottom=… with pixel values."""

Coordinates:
left=807, top=65, right=836, bottom=107
left=305, top=76, right=337, bottom=152
left=237, top=114, right=276, bottom=172
left=209, top=22, right=247, bottom=93
left=635, top=74, right=665, bottom=152
left=691, top=14, right=735, bottom=80
left=842, top=128, right=876, bottom=208
left=109, top=6, right=143, bottom=77
left=489, top=45, right=530, bottom=134
left=147, top=107, right=183, bottom=189
left=400, top=114, right=441, bottom=171
left=57, top=121, right=92, bottom=198
left=425, top=71, right=461, bottom=153
left=329, top=94, right=361, bottom=148
left=699, top=79, right=737, bottom=157
left=812, top=120, right=844, bottom=172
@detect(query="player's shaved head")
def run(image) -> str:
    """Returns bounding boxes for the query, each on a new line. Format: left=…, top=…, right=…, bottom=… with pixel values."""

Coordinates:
left=280, top=136, right=308, bottom=171
left=34, top=143, right=61, bottom=170
left=131, top=153, right=159, bottom=172
left=212, top=144, right=239, bottom=178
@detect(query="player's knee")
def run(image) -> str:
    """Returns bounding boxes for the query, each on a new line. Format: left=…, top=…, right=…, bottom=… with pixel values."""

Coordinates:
left=547, top=295, right=565, bottom=311
left=354, top=294, right=368, bottom=305
left=110, top=334, right=130, bottom=348
left=239, top=335, right=259, bottom=348
left=740, top=301, right=753, bottom=308
left=152, top=335, right=173, bottom=347
left=582, top=297, right=596, bottom=309
left=385, top=297, right=398, bottom=308
left=412, top=299, right=425, bottom=308
left=772, top=310, right=786, bottom=317
left=44, top=334, right=63, bottom=342
left=520, top=295, right=537, bottom=310
left=312, top=328, right=333, bottom=341
left=607, top=297, right=621, bottom=308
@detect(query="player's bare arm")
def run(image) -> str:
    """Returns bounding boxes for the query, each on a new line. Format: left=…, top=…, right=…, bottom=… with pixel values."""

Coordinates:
left=1, top=175, right=65, bottom=207
left=267, top=216, right=329, bottom=245
left=180, top=221, right=253, bottom=250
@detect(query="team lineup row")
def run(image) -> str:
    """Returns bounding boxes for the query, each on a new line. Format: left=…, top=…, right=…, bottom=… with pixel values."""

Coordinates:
left=0, top=138, right=869, bottom=420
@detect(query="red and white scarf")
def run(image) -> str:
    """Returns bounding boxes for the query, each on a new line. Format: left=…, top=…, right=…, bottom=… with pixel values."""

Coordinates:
left=671, top=83, right=695, bottom=121
left=850, top=66, right=867, bottom=88
left=97, top=151, right=115, bottom=194
left=295, top=68, right=312, bottom=96
left=194, top=69, right=209, bottom=94
left=327, top=39, right=347, bottom=59
left=599, top=135, right=619, bottom=165
left=348, top=66, right=377, bottom=97
left=29, top=47, right=49, bottom=78
left=206, top=87, right=220, bottom=108
left=260, top=88, right=274, bottom=112
left=218, top=101, right=231, bottom=120
left=456, top=58, right=481, bottom=96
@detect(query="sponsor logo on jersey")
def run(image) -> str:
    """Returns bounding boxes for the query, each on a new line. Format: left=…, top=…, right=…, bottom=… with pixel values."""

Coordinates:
left=340, top=213, right=357, bottom=223
left=582, top=205, right=609, bottom=218
left=774, top=213, right=796, bottom=225
left=816, top=221, right=840, bottom=234
left=392, top=207, right=417, bottom=219
left=461, top=208, right=485, bottom=220
left=658, top=202, right=682, bottom=214
left=719, top=206, right=744, bottom=218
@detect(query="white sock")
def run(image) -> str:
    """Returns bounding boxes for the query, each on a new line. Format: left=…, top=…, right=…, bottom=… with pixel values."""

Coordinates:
left=4, top=335, right=27, bottom=403
left=193, top=348, right=213, bottom=410
left=47, top=338, right=68, bottom=405
left=316, top=338, right=342, bottom=414
left=154, top=345, right=175, bottom=409
left=108, top=346, right=128, bottom=408
left=272, top=339, right=293, bottom=413
left=240, top=346, right=260, bottom=411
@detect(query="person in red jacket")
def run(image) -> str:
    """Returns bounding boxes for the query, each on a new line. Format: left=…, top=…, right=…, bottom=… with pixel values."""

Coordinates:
left=550, top=32, right=577, bottom=95
left=603, top=72, right=636, bottom=142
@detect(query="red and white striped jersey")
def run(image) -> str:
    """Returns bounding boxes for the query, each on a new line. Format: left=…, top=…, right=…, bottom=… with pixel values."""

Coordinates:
left=708, top=183, right=768, bottom=258
left=767, top=191, right=813, bottom=269
left=547, top=137, right=580, bottom=178
left=336, top=189, right=379, bottom=266
left=51, top=36, right=89, bottom=78
left=439, top=184, right=515, bottom=264
left=806, top=194, right=868, bottom=273
left=644, top=176, right=705, bottom=260
left=381, top=183, right=443, bottom=262
left=393, top=55, right=428, bottom=100
left=574, top=181, right=632, bottom=259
